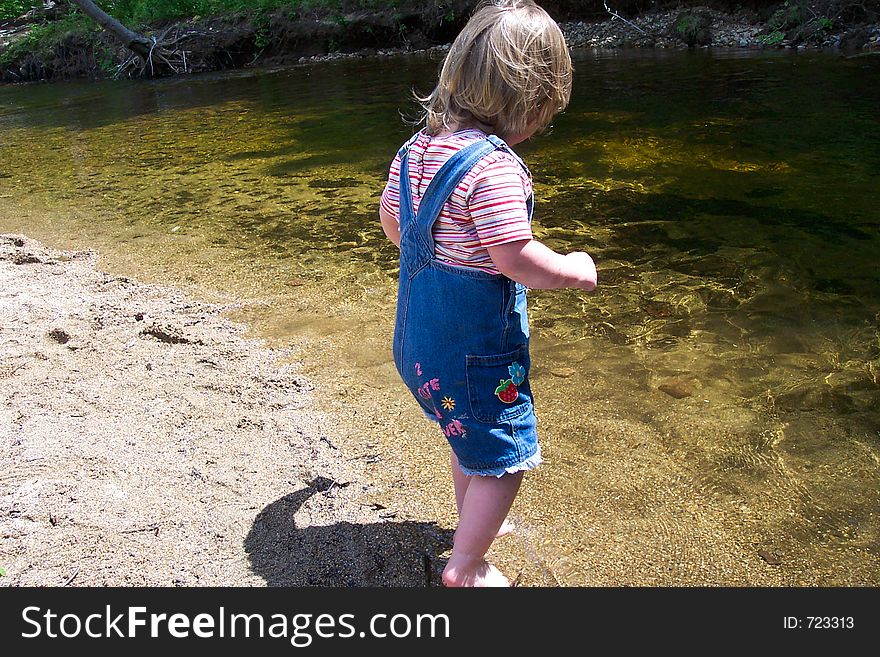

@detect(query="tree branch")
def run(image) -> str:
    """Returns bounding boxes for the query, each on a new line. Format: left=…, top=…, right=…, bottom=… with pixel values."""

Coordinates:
left=70, top=0, right=152, bottom=58
left=603, top=1, right=647, bottom=35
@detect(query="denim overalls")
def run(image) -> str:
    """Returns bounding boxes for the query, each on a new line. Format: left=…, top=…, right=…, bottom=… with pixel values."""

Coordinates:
left=392, top=131, right=541, bottom=477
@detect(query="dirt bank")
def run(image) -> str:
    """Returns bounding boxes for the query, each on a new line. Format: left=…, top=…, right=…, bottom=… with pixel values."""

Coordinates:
left=2, top=2, right=879, bottom=83
left=0, top=234, right=451, bottom=586
left=0, top=0, right=471, bottom=83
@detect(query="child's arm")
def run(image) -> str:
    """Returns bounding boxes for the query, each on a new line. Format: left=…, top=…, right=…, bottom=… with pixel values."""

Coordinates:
left=487, top=239, right=597, bottom=291
left=379, top=206, right=401, bottom=248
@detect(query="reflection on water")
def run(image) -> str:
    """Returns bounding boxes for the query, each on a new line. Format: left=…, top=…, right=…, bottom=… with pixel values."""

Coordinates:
left=1, top=49, right=878, bottom=584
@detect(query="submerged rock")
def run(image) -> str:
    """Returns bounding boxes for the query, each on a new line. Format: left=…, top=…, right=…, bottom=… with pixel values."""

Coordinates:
left=757, top=549, right=782, bottom=565
left=658, top=379, right=694, bottom=399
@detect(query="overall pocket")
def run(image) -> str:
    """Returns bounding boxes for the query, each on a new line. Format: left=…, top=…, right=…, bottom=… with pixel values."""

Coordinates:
left=465, top=344, right=531, bottom=423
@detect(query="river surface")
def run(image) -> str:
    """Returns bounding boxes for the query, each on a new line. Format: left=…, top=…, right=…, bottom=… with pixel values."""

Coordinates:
left=1, top=48, right=878, bottom=585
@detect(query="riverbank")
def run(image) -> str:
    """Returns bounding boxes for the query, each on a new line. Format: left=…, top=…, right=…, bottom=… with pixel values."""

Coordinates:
left=0, top=234, right=451, bottom=586
left=1, top=2, right=879, bottom=83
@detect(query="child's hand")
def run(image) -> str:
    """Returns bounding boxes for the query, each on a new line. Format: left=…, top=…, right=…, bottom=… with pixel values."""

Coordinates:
left=487, top=240, right=597, bottom=291
left=565, top=252, right=597, bottom=291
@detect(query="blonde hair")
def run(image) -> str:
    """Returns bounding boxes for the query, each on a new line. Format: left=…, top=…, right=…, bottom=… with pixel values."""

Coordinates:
left=419, top=0, right=572, bottom=142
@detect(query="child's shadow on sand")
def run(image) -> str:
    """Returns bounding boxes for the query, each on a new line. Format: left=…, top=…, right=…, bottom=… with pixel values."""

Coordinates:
left=244, top=477, right=454, bottom=586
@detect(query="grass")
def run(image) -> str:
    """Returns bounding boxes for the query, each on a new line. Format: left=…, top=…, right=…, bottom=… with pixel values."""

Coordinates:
left=98, top=0, right=403, bottom=27
left=0, top=1, right=38, bottom=21
left=0, top=10, right=99, bottom=68
left=1, top=1, right=407, bottom=27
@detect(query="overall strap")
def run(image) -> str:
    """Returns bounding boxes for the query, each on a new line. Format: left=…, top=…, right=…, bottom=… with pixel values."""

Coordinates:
left=396, top=130, right=428, bottom=252
left=396, top=130, right=423, bottom=161
left=410, top=138, right=500, bottom=259
left=398, top=132, right=533, bottom=262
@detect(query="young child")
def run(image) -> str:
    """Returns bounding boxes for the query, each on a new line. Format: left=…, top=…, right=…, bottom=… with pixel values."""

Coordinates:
left=379, top=0, right=597, bottom=587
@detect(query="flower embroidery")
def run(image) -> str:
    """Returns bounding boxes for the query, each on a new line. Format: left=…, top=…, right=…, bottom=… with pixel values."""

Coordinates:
left=415, top=362, right=422, bottom=376
left=508, top=362, right=526, bottom=386
left=441, top=396, right=456, bottom=411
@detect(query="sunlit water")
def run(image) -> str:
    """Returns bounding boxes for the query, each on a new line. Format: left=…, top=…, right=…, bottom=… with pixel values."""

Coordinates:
left=2, top=49, right=878, bottom=584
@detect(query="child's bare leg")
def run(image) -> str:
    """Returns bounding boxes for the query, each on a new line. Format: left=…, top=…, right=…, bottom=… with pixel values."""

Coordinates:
left=450, top=452, right=515, bottom=540
left=442, top=471, right=523, bottom=587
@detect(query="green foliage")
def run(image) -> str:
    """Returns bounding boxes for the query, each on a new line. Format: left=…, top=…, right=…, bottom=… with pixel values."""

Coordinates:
left=0, top=1, right=37, bottom=21
left=768, top=0, right=810, bottom=32
left=99, top=1, right=291, bottom=27
left=96, top=1, right=402, bottom=28
left=673, top=11, right=710, bottom=47
left=0, top=566, right=6, bottom=576
left=763, top=1, right=839, bottom=44
left=251, top=7, right=271, bottom=47
left=675, top=15, right=698, bottom=37
left=97, top=55, right=116, bottom=73
left=761, top=29, right=785, bottom=45
left=0, top=1, right=406, bottom=28
left=94, top=38, right=117, bottom=73
left=254, top=26, right=269, bottom=47
left=0, top=9, right=97, bottom=68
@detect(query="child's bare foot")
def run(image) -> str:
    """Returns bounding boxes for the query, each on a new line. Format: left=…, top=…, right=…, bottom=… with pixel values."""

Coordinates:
left=454, top=518, right=515, bottom=544
left=442, top=559, right=510, bottom=587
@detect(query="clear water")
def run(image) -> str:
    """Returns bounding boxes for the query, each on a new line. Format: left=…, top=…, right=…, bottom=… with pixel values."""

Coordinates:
left=1, top=49, right=878, bottom=584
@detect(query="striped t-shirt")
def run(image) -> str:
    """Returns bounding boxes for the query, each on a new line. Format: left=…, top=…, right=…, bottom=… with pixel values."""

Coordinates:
left=380, top=128, right=533, bottom=273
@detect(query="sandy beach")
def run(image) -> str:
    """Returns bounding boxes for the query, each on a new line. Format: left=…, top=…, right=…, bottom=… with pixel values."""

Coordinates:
left=0, top=233, right=451, bottom=586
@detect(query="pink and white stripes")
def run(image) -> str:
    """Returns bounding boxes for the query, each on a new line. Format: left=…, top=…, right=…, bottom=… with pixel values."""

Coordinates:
left=381, top=128, right=533, bottom=273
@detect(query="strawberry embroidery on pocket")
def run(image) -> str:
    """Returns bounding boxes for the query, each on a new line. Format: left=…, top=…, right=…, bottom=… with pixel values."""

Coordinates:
left=495, top=361, right=525, bottom=404
left=495, top=379, right=519, bottom=404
